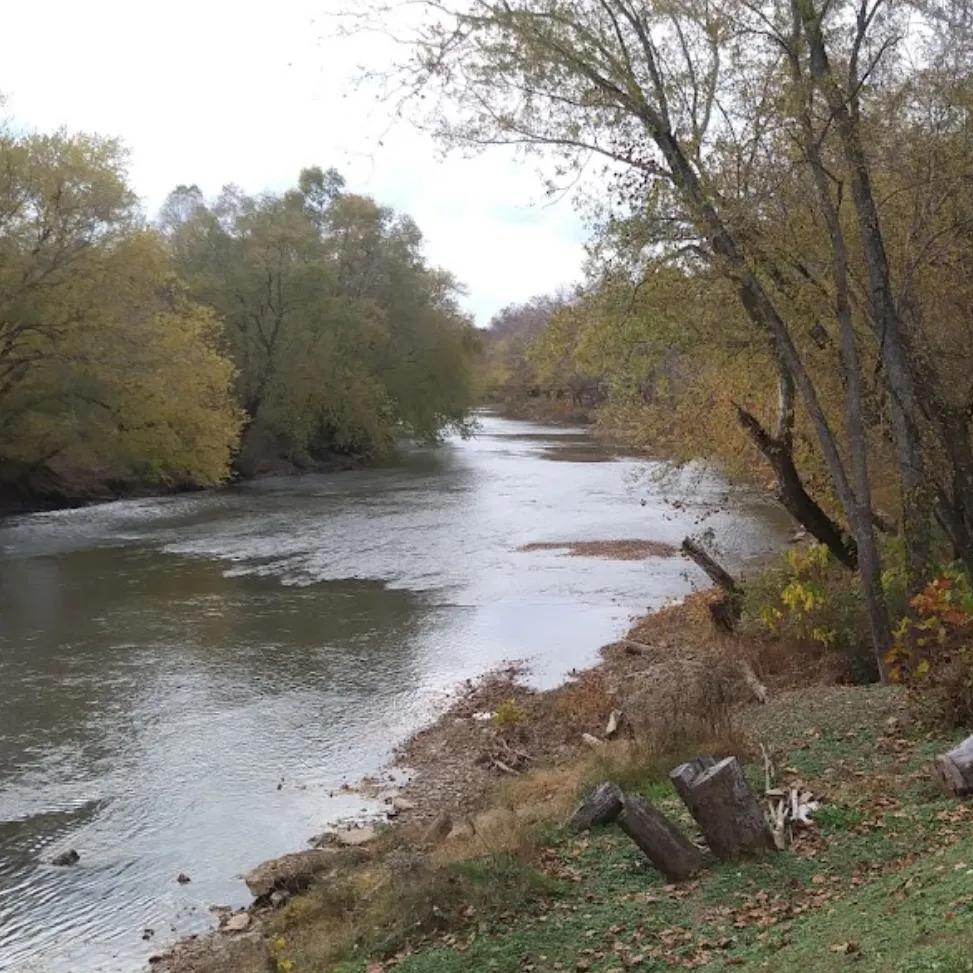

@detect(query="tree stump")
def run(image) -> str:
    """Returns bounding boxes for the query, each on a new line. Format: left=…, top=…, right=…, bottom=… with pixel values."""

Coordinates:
left=670, top=757, right=718, bottom=806
left=569, top=781, right=623, bottom=832
left=934, top=735, right=973, bottom=797
left=672, top=756, right=777, bottom=860
left=617, top=793, right=704, bottom=881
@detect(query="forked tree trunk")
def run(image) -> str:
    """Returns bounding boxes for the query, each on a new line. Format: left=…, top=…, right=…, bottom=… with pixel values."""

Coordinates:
left=671, top=757, right=777, bottom=860
left=616, top=793, right=704, bottom=882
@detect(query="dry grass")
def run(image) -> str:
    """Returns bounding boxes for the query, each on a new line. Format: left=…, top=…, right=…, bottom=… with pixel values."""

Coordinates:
left=518, top=538, right=677, bottom=559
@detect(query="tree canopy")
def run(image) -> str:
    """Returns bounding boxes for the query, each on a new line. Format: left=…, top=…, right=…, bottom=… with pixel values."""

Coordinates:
left=0, top=119, right=479, bottom=506
left=162, top=167, right=479, bottom=475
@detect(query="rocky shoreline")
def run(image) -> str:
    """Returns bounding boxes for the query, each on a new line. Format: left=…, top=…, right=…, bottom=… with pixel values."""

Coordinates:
left=147, top=592, right=750, bottom=973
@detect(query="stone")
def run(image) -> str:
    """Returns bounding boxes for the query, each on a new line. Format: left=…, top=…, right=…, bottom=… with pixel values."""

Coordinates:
left=224, top=912, right=251, bottom=933
left=176, top=872, right=192, bottom=884
left=269, top=889, right=290, bottom=909
left=243, top=848, right=355, bottom=899
left=49, top=849, right=80, bottom=866
left=336, top=826, right=378, bottom=847
left=392, top=797, right=416, bottom=812
left=421, top=812, right=453, bottom=846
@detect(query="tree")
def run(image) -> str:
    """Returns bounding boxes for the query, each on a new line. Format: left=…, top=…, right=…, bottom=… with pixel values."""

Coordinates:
left=162, top=170, right=478, bottom=471
left=348, top=0, right=973, bottom=673
left=0, top=127, right=241, bottom=502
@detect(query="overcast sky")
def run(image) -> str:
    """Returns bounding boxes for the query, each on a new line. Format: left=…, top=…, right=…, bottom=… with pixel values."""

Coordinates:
left=0, top=0, right=587, bottom=325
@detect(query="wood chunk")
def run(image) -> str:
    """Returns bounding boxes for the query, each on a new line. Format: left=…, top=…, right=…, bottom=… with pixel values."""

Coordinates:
left=616, top=793, right=704, bottom=882
left=569, top=781, right=623, bottom=832
left=934, top=735, right=973, bottom=797
left=674, top=756, right=777, bottom=860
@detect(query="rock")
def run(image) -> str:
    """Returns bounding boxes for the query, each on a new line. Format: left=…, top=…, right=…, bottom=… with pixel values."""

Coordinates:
left=243, top=849, right=347, bottom=899
left=392, top=797, right=416, bottom=813
left=421, top=812, right=453, bottom=846
left=223, top=912, right=251, bottom=933
left=142, top=928, right=155, bottom=941
left=49, top=849, right=80, bottom=866
left=176, top=872, right=192, bottom=884
left=269, top=889, right=290, bottom=909
left=336, top=826, right=378, bottom=847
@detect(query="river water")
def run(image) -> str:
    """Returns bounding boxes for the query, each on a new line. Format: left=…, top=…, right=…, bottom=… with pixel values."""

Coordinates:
left=0, top=416, right=789, bottom=972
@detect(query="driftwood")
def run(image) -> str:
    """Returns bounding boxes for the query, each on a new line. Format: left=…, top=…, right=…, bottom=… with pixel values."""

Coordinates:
left=569, top=781, right=624, bottom=832
left=617, top=793, right=704, bottom=881
left=622, top=639, right=657, bottom=657
left=680, top=538, right=743, bottom=631
left=934, top=735, right=973, bottom=797
left=671, top=756, right=777, bottom=860
left=681, top=538, right=740, bottom=596
left=739, top=661, right=769, bottom=704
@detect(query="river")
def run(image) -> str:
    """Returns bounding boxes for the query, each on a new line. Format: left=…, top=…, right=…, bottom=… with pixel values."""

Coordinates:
left=0, top=416, right=790, bottom=972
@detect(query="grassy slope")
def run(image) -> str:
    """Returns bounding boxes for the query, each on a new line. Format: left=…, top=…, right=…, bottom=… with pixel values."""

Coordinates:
left=323, top=687, right=973, bottom=973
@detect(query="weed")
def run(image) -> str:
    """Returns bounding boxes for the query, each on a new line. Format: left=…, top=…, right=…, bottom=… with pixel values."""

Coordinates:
left=494, top=698, right=527, bottom=727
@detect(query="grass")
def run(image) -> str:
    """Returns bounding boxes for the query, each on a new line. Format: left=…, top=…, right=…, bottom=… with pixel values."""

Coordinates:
left=316, top=686, right=973, bottom=973
left=163, top=604, right=973, bottom=973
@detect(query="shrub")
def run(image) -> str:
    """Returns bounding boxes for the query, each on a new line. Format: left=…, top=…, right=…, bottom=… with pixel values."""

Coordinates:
left=887, top=566, right=973, bottom=731
left=743, top=543, right=878, bottom=683
left=494, top=698, right=527, bottom=727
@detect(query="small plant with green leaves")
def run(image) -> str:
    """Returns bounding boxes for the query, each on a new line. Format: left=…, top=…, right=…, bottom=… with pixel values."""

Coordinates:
left=494, top=698, right=527, bottom=728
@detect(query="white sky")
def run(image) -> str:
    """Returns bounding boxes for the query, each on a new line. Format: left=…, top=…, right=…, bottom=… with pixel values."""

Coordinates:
left=0, top=0, right=587, bottom=325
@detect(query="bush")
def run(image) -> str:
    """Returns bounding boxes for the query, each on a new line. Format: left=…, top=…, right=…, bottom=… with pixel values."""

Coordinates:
left=743, top=543, right=882, bottom=683
left=888, top=566, right=973, bottom=731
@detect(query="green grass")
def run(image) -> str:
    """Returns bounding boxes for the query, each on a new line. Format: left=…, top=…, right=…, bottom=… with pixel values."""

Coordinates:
left=327, top=686, right=973, bottom=973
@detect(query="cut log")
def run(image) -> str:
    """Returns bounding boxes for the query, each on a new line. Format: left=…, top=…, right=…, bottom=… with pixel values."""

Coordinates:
left=569, top=781, right=624, bottom=832
left=672, top=756, right=777, bottom=860
left=622, top=639, right=657, bottom=658
left=670, top=757, right=718, bottom=807
left=934, top=735, right=973, bottom=797
left=616, top=793, right=704, bottom=882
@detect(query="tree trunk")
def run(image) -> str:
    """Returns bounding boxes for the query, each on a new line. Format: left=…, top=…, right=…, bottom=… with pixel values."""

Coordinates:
left=616, top=793, right=704, bottom=881
left=735, top=404, right=858, bottom=569
left=934, top=736, right=973, bottom=798
left=569, top=781, right=624, bottom=831
left=671, top=756, right=777, bottom=860
left=797, top=0, right=932, bottom=597
left=680, top=538, right=744, bottom=630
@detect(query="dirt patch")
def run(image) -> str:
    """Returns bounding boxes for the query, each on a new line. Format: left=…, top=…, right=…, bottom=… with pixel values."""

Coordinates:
left=519, top=538, right=678, bottom=559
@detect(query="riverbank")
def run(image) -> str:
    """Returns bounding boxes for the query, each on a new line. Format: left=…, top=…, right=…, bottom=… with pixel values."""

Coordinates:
left=0, top=453, right=365, bottom=520
left=147, top=582, right=973, bottom=973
